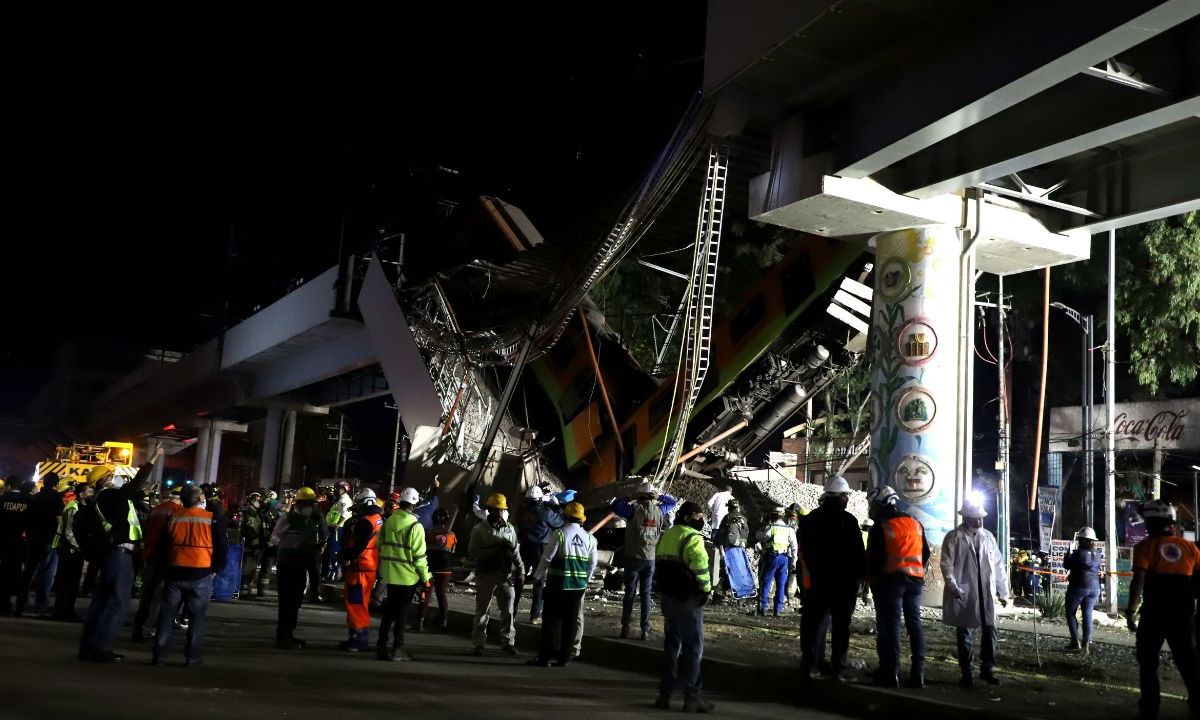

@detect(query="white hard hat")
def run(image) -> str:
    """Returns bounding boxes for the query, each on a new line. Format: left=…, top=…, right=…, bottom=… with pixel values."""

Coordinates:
left=355, top=488, right=377, bottom=504
left=1075, top=526, right=1098, bottom=541
left=958, top=502, right=987, bottom=519
left=399, top=487, right=421, bottom=505
left=525, top=486, right=544, bottom=500
left=636, top=481, right=658, bottom=497
left=866, top=485, right=898, bottom=507
left=1140, top=500, right=1175, bottom=520
left=822, top=475, right=851, bottom=495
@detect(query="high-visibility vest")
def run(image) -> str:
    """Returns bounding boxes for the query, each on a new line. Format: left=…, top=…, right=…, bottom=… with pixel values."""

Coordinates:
left=655, top=525, right=712, bottom=596
left=165, top=506, right=214, bottom=569
left=53, top=500, right=78, bottom=549
left=142, top=500, right=180, bottom=560
left=764, top=523, right=793, bottom=555
left=379, top=510, right=431, bottom=586
left=347, top=514, right=384, bottom=573
left=96, top=499, right=143, bottom=543
left=547, top=524, right=596, bottom=591
left=880, top=515, right=925, bottom=578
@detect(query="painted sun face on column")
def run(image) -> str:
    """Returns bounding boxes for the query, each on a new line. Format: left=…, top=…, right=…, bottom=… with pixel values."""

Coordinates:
left=868, top=226, right=961, bottom=542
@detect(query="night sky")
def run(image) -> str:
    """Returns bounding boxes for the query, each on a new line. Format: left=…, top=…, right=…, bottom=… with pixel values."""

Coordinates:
left=3, top=6, right=706, bottom=416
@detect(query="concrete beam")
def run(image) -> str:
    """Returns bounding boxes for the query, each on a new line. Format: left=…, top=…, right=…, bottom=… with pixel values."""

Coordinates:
left=246, top=329, right=376, bottom=402
left=831, top=0, right=1199, bottom=178
left=218, top=266, right=340, bottom=370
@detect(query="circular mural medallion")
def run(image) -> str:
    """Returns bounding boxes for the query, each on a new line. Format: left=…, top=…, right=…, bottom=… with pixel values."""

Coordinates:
left=893, top=455, right=935, bottom=504
left=895, top=385, right=936, bottom=433
left=877, top=256, right=912, bottom=303
left=896, top=317, right=938, bottom=367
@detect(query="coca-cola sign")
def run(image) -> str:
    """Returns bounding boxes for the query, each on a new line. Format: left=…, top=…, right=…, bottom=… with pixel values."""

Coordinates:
left=1050, top=400, right=1200, bottom=452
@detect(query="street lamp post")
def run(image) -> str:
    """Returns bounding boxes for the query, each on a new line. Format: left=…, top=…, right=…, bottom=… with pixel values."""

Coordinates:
left=1050, top=302, right=1096, bottom=528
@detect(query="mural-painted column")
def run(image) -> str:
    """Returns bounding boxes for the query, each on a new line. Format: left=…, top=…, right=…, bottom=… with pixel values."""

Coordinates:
left=868, top=225, right=961, bottom=548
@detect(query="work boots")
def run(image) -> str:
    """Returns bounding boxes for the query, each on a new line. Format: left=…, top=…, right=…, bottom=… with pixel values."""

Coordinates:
left=682, top=695, right=715, bottom=714
left=620, top=624, right=631, bottom=639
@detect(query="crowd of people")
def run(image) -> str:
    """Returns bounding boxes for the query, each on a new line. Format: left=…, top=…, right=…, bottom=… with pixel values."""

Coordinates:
left=4, top=452, right=1200, bottom=718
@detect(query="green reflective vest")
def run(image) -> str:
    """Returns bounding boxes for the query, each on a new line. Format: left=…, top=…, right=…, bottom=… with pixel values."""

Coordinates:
left=547, top=524, right=596, bottom=591
left=53, top=500, right=78, bottom=549
left=655, top=524, right=712, bottom=595
left=96, top=499, right=142, bottom=543
left=379, top=510, right=431, bottom=586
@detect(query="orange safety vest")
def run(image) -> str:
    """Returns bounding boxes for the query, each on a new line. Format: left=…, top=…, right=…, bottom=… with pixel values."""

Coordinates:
left=348, top=514, right=384, bottom=573
left=166, top=506, right=214, bottom=569
left=142, top=500, right=180, bottom=561
left=881, top=515, right=925, bottom=578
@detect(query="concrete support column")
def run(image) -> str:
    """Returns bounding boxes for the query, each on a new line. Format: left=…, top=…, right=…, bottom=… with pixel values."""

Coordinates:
left=207, top=429, right=224, bottom=486
left=279, top=410, right=297, bottom=489
left=192, top=422, right=211, bottom=485
left=867, top=225, right=961, bottom=546
left=259, top=407, right=283, bottom=489
left=150, top=441, right=165, bottom=489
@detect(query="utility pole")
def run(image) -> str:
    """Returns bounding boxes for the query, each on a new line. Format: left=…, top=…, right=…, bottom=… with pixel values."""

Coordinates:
left=389, top=409, right=402, bottom=494
left=1084, top=314, right=1095, bottom=528
left=1104, top=228, right=1118, bottom=614
left=997, top=274, right=1010, bottom=569
left=1151, top=439, right=1163, bottom=499
left=335, top=415, right=345, bottom=479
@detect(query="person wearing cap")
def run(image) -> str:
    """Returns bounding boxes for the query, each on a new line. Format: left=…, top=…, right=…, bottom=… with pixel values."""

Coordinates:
left=514, top=484, right=564, bottom=626
left=337, top=488, right=383, bottom=652
left=799, top=475, right=865, bottom=681
left=132, top=485, right=183, bottom=641
left=0, top=478, right=35, bottom=616
left=528, top=502, right=598, bottom=667
left=52, top=482, right=92, bottom=621
left=376, top=486, right=431, bottom=661
left=78, top=447, right=163, bottom=662
left=270, top=485, right=329, bottom=649
left=613, top=480, right=677, bottom=641
left=940, top=496, right=1009, bottom=688
left=865, top=485, right=930, bottom=688
left=468, top=492, right=523, bottom=656
left=756, top=506, right=798, bottom=617
left=1063, top=526, right=1102, bottom=654
left=652, top=500, right=713, bottom=712
left=1126, top=500, right=1200, bottom=718
left=256, top=489, right=282, bottom=596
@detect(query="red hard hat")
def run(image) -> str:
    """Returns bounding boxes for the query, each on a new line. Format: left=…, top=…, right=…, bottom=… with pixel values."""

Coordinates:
left=390, top=492, right=401, bottom=501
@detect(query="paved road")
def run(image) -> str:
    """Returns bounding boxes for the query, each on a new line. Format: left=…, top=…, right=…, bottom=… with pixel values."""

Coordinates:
left=0, top=598, right=857, bottom=720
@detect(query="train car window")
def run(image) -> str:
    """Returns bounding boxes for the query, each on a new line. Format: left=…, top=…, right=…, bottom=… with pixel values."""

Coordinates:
left=730, top=294, right=766, bottom=345
left=621, top=425, right=637, bottom=476
left=562, top=371, right=597, bottom=424
left=781, top=251, right=816, bottom=314
left=549, top=333, right=578, bottom=371
left=647, top=388, right=673, bottom=430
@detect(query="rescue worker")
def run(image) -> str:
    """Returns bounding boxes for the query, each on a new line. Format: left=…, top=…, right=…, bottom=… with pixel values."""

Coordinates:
left=514, top=485, right=564, bottom=625
left=0, top=478, right=34, bottom=615
left=270, top=486, right=329, bottom=649
left=338, top=488, right=383, bottom=652
left=865, top=485, right=930, bottom=688
left=151, top=484, right=226, bottom=666
left=784, top=505, right=803, bottom=602
left=240, top=490, right=267, bottom=594
left=1125, top=500, right=1200, bottom=719
left=800, top=475, right=865, bottom=681
left=1064, top=526, right=1103, bottom=654
left=256, top=488, right=282, bottom=596
left=324, top=480, right=353, bottom=581
left=613, top=480, right=676, bottom=640
left=78, top=447, right=162, bottom=662
left=706, top=484, right=733, bottom=539
left=53, top=482, right=91, bottom=621
left=716, top=498, right=749, bottom=598
left=757, top=507, right=797, bottom=616
left=528, top=501, right=597, bottom=667
left=940, top=497, right=1009, bottom=687
left=376, top=487, right=432, bottom=661
left=468, top=492, right=523, bottom=656
left=652, top=501, right=714, bottom=713
left=132, top=486, right=182, bottom=641
left=419, top=507, right=457, bottom=631
left=20, top=473, right=65, bottom=616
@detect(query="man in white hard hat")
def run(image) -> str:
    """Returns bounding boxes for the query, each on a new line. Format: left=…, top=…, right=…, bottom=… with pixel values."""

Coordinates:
left=940, top=495, right=1009, bottom=688
left=865, top=485, right=930, bottom=688
left=612, top=480, right=677, bottom=641
left=514, top=485, right=564, bottom=625
left=799, top=475, right=865, bottom=681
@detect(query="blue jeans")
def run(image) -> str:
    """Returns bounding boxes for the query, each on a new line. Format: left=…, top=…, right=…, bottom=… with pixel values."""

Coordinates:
left=29, top=545, right=59, bottom=614
left=1066, top=586, right=1100, bottom=645
left=956, top=625, right=997, bottom=678
left=872, top=575, right=926, bottom=678
left=79, top=546, right=133, bottom=659
left=515, top=542, right=546, bottom=621
left=623, top=559, right=655, bottom=633
left=759, top=554, right=790, bottom=613
left=660, top=594, right=705, bottom=699
left=154, top=575, right=213, bottom=662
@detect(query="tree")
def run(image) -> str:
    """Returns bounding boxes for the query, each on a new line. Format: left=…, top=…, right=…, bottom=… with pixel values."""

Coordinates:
left=1113, top=211, right=1200, bottom=395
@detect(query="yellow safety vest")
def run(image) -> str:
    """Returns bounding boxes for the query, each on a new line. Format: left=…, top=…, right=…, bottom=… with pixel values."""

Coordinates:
left=378, top=510, right=431, bottom=586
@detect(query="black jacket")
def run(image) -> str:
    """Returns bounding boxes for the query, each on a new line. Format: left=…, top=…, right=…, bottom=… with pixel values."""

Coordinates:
left=799, top=503, right=865, bottom=589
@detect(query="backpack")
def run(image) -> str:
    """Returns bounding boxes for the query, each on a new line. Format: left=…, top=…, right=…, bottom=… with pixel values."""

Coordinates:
left=73, top=502, right=109, bottom=561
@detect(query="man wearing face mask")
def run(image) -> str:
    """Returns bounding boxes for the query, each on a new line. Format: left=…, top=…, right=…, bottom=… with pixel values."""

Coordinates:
left=653, top=501, right=713, bottom=713
left=940, top=497, right=1010, bottom=688
left=468, top=492, right=523, bottom=656
left=613, top=480, right=676, bottom=641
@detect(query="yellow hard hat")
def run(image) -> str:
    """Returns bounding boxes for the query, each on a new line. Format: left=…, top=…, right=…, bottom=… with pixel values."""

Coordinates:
left=295, top=487, right=317, bottom=502
left=485, top=492, right=508, bottom=511
left=87, top=466, right=114, bottom=485
left=564, top=502, right=586, bottom=523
